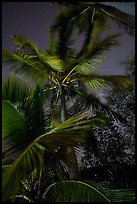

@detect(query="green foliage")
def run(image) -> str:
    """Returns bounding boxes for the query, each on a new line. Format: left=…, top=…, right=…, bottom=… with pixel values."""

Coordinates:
left=57, top=2, right=135, bottom=34
left=42, top=180, right=110, bottom=202
left=2, top=75, right=110, bottom=201
left=2, top=3, right=134, bottom=202
left=2, top=100, right=27, bottom=163
left=85, top=180, right=135, bottom=202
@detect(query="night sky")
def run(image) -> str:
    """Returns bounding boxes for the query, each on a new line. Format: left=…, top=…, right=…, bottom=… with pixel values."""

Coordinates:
left=2, top=2, right=135, bottom=75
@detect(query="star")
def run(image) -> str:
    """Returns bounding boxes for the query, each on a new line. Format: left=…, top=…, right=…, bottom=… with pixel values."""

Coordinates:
left=9, top=34, right=13, bottom=37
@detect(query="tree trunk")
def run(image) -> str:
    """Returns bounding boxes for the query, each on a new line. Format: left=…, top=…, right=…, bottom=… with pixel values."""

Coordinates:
left=60, top=85, right=81, bottom=179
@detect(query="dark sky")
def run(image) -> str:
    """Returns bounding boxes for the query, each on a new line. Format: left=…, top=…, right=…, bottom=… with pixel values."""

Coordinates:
left=2, top=2, right=135, bottom=75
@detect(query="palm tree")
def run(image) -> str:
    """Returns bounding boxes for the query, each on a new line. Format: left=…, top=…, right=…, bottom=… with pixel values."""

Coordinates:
left=2, top=79, right=135, bottom=202
left=55, top=2, right=135, bottom=35
left=2, top=74, right=111, bottom=202
left=2, top=7, right=134, bottom=200
left=2, top=5, right=133, bottom=182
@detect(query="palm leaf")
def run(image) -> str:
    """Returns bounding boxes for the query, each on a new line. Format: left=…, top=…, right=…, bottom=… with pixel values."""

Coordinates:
left=100, top=3, right=135, bottom=35
left=42, top=180, right=110, bottom=202
left=2, top=142, right=44, bottom=201
left=70, top=87, right=128, bottom=123
left=24, top=82, right=46, bottom=139
left=64, top=33, right=121, bottom=78
left=80, top=2, right=135, bottom=33
left=109, top=188, right=135, bottom=202
left=3, top=49, right=49, bottom=81
left=2, top=74, right=30, bottom=107
left=37, top=111, right=109, bottom=148
left=77, top=75, right=133, bottom=91
left=74, top=58, right=101, bottom=75
left=2, top=75, right=46, bottom=144
left=48, top=8, right=77, bottom=63
left=85, top=33, right=121, bottom=60
left=101, top=75, right=134, bottom=90
left=10, top=34, right=64, bottom=71
left=3, top=36, right=64, bottom=82
left=2, top=100, right=27, bottom=163
left=86, top=180, right=135, bottom=202
left=2, top=109, right=108, bottom=201
left=12, top=195, right=33, bottom=202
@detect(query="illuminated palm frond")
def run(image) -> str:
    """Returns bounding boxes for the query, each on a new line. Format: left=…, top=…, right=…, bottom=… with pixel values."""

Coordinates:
left=3, top=36, right=63, bottom=82
left=68, top=87, right=129, bottom=123
left=56, top=2, right=135, bottom=34
left=76, top=75, right=133, bottom=91
left=42, top=180, right=110, bottom=202
left=2, top=109, right=108, bottom=201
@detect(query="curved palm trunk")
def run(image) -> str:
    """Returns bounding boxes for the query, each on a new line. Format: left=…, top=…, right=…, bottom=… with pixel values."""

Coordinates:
left=60, top=86, right=81, bottom=179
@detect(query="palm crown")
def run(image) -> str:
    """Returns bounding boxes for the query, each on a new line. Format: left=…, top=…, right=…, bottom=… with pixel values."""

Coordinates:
left=3, top=7, right=133, bottom=120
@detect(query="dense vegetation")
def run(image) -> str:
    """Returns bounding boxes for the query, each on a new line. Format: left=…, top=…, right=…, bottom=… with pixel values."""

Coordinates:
left=81, top=56, right=135, bottom=188
left=2, top=2, right=135, bottom=202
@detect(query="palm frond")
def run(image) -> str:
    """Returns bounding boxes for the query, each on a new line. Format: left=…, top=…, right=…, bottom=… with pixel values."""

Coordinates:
left=46, top=27, right=59, bottom=55
left=37, top=112, right=109, bottom=149
left=3, top=48, right=49, bottom=81
left=74, top=58, right=100, bottom=75
left=77, top=75, right=133, bottom=91
left=109, top=188, right=135, bottom=202
left=46, top=111, right=108, bottom=133
left=100, top=3, right=135, bottom=35
left=83, top=2, right=135, bottom=16
left=80, top=2, right=135, bottom=34
left=70, top=87, right=128, bottom=123
left=2, top=74, right=30, bottom=107
left=2, top=75, right=46, bottom=142
left=101, top=75, right=134, bottom=91
left=76, top=7, right=109, bottom=58
left=12, top=195, right=33, bottom=202
left=42, top=180, right=110, bottom=202
left=64, top=33, right=121, bottom=78
left=2, top=108, right=108, bottom=201
left=48, top=8, right=78, bottom=63
left=86, top=180, right=135, bottom=202
left=3, top=36, right=64, bottom=81
left=86, top=33, right=121, bottom=60
left=2, top=142, right=44, bottom=201
left=24, top=82, right=46, bottom=139
left=2, top=96, right=45, bottom=201
left=2, top=100, right=27, bottom=163
left=11, top=34, right=66, bottom=69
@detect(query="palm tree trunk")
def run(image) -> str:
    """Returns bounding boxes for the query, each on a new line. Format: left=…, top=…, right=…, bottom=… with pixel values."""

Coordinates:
left=60, top=85, right=81, bottom=179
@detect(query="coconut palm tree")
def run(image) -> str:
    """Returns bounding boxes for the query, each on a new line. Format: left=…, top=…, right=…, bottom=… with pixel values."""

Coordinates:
left=2, top=74, right=111, bottom=202
left=2, top=6, right=134, bottom=201
left=55, top=2, right=135, bottom=35
left=2, top=78, right=135, bottom=202
left=2, top=5, right=133, bottom=182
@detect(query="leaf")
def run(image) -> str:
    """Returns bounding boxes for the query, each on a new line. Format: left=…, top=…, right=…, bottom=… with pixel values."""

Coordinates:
left=42, top=180, right=111, bottom=202
left=87, top=33, right=121, bottom=59
left=43, top=55, right=64, bottom=72
left=86, top=180, right=135, bottom=202
left=2, top=35, right=64, bottom=82
left=71, top=87, right=128, bottom=123
left=37, top=112, right=109, bottom=148
left=109, top=188, right=135, bottom=202
left=2, top=109, right=108, bottom=201
left=76, top=74, right=133, bottom=91
left=102, top=75, right=134, bottom=90
left=2, top=74, right=30, bottom=106
left=2, top=142, right=44, bottom=201
left=2, top=100, right=27, bottom=163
